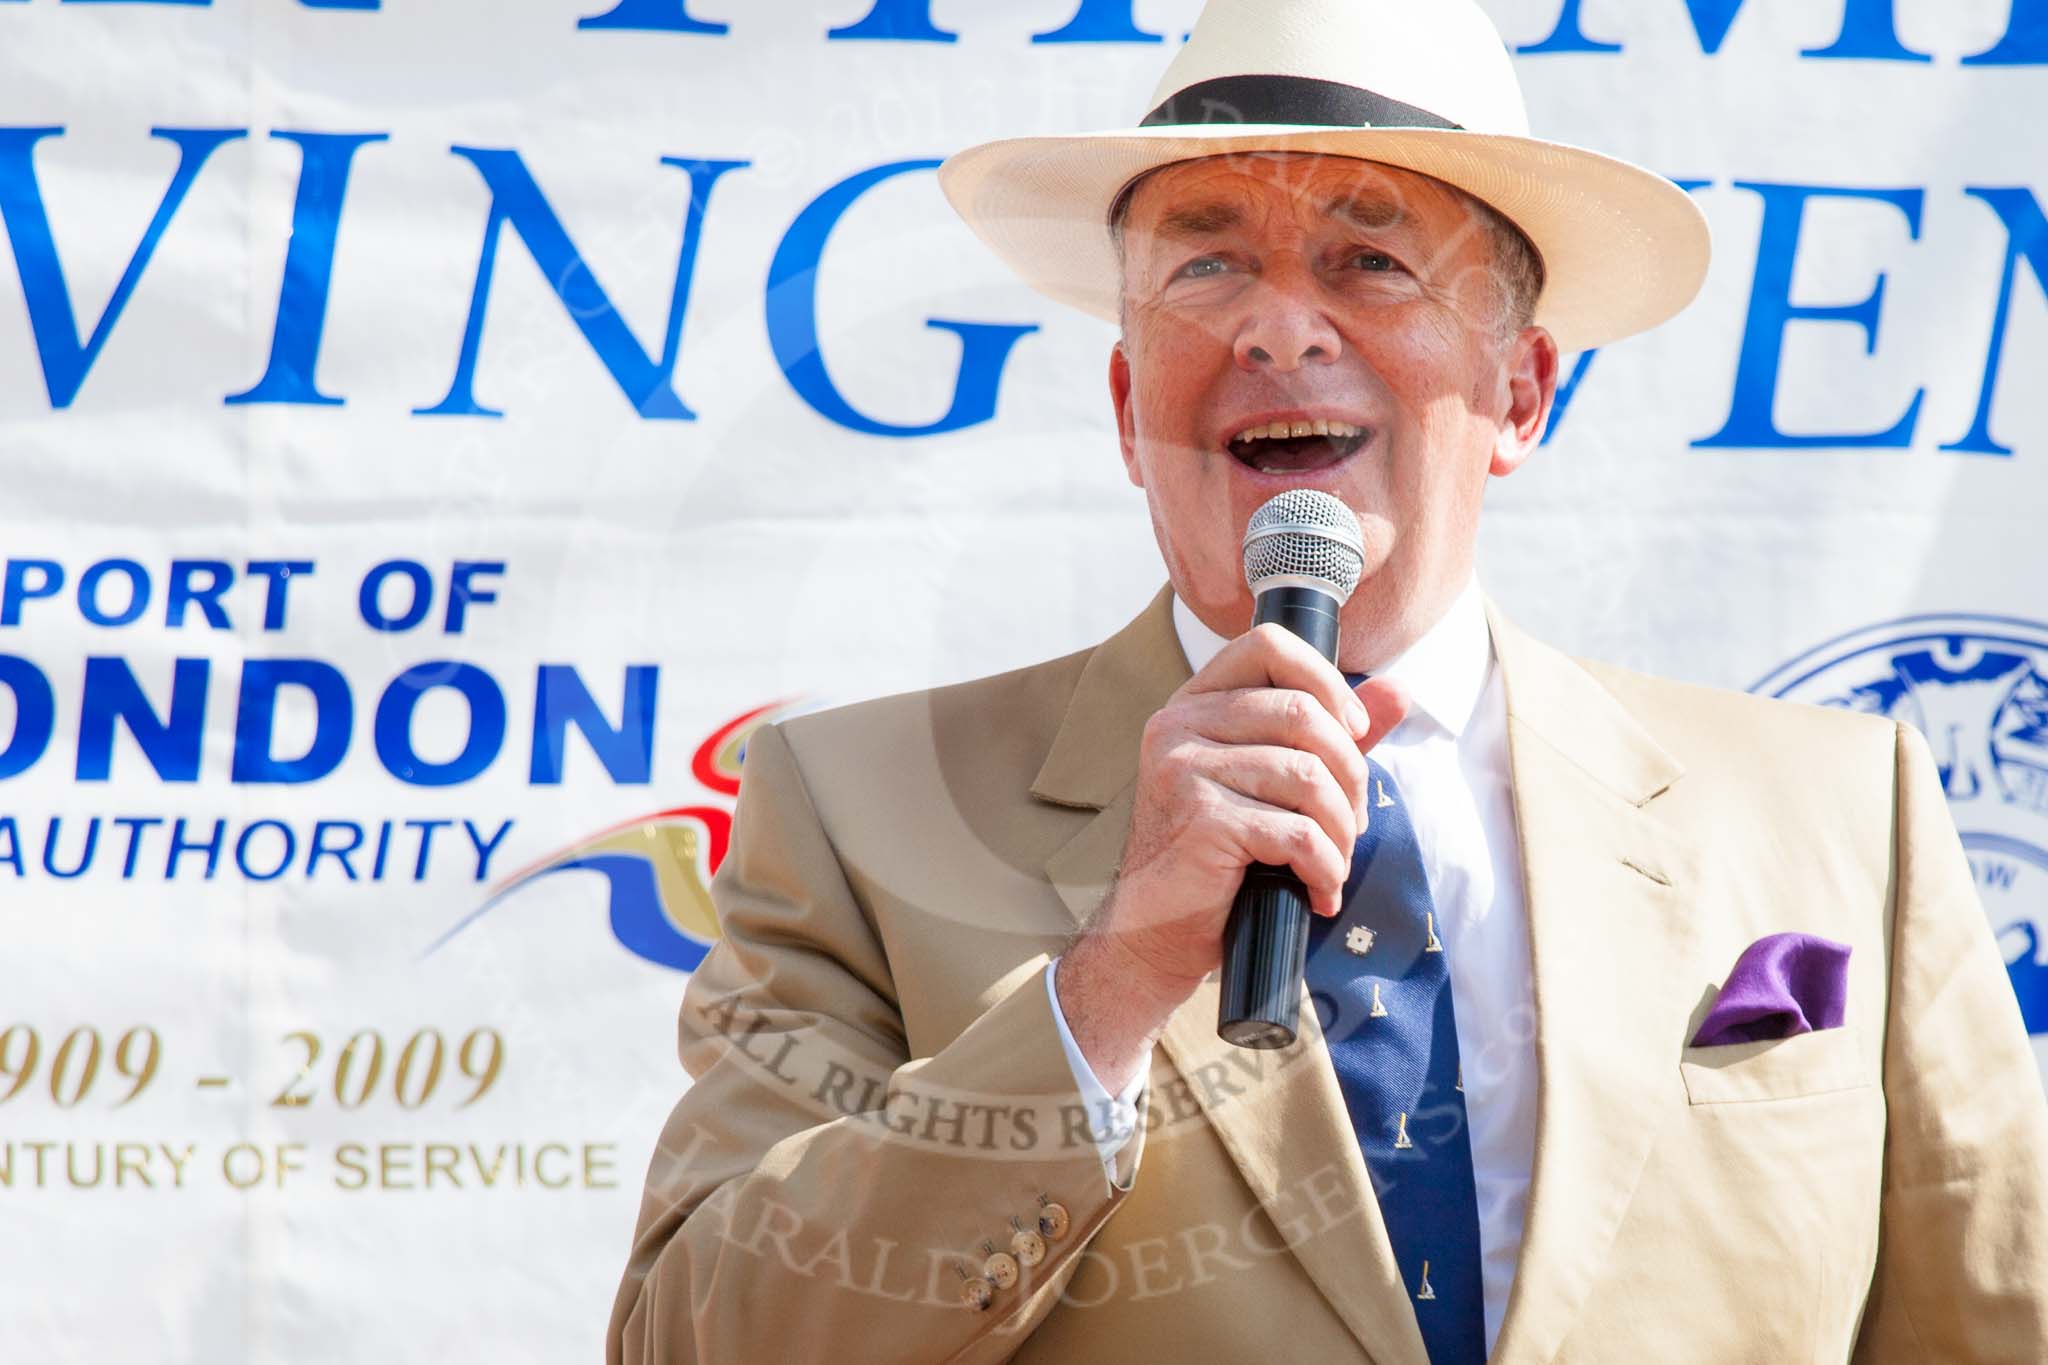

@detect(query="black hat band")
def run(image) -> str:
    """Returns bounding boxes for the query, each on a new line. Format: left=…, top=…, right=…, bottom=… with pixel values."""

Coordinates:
left=1140, top=74, right=1463, bottom=132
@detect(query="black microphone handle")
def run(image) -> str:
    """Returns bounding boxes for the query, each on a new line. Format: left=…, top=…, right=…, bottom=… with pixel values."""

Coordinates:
left=1217, top=584, right=1344, bottom=1049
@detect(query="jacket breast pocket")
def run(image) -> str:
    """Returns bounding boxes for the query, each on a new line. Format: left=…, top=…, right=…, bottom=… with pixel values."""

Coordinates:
left=1679, top=1026, right=1873, bottom=1105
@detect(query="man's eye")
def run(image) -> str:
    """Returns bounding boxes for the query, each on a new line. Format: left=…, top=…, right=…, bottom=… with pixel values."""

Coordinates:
left=1352, top=252, right=1397, bottom=272
left=1177, top=256, right=1230, bottom=279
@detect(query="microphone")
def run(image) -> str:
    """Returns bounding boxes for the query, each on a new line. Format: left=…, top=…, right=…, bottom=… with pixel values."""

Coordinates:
left=1217, top=489, right=1367, bottom=1050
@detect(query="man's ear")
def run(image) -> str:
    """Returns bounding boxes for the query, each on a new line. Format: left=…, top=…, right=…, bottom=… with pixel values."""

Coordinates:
left=1109, top=342, right=1144, bottom=488
left=1490, top=324, right=1559, bottom=478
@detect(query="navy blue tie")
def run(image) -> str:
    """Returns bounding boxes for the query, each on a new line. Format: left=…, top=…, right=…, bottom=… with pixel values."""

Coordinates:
left=1304, top=742, right=1487, bottom=1364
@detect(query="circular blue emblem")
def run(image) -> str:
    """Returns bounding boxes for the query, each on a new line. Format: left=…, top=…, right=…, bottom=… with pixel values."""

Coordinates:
left=1751, top=615, right=2048, bottom=1055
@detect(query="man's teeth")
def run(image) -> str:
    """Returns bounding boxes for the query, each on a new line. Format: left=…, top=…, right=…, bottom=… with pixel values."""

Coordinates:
left=1231, top=419, right=1363, bottom=444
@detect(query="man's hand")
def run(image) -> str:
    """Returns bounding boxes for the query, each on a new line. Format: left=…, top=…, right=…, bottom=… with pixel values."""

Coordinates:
left=1056, top=623, right=1411, bottom=1092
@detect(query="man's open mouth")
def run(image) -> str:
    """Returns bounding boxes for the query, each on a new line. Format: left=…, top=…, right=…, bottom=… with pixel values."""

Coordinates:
left=1226, top=419, right=1371, bottom=474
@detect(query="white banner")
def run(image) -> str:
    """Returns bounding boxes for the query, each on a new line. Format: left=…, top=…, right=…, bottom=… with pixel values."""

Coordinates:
left=0, top=1, right=2041, bottom=1359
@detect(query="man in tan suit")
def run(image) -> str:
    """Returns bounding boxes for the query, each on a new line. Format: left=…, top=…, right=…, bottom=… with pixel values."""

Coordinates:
left=608, top=1, right=2048, bottom=1360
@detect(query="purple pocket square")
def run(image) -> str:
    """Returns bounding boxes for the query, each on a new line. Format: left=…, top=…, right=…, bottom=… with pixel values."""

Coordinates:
left=1690, top=933, right=1852, bottom=1047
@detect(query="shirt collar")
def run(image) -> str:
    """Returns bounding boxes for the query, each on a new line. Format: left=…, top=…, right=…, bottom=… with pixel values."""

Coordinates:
left=1169, top=573, right=1494, bottom=739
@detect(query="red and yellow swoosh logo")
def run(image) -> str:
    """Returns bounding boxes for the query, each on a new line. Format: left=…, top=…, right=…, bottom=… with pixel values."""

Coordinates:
left=428, top=701, right=794, bottom=971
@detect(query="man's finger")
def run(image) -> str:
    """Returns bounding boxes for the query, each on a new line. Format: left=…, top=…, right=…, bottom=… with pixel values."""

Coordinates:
left=1171, top=689, right=1373, bottom=825
left=1183, top=622, right=1372, bottom=738
left=1193, top=741, right=1358, bottom=858
left=1217, top=796, right=1351, bottom=915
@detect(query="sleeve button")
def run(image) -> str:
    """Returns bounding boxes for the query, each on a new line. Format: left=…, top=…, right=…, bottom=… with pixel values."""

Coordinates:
left=960, top=1276, right=995, bottom=1312
left=1037, top=1201, right=1071, bottom=1240
left=982, top=1251, right=1020, bottom=1289
left=1009, top=1225, right=1046, bottom=1267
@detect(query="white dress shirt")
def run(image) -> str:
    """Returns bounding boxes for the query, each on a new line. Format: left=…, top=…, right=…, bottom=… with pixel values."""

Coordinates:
left=1045, top=574, right=1536, bottom=1355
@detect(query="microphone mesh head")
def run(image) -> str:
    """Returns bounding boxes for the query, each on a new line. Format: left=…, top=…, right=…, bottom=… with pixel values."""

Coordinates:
left=1241, top=490, right=1365, bottom=602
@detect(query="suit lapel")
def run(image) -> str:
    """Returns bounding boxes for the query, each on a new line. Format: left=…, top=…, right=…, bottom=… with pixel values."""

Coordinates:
left=1483, top=601, right=1706, bottom=1365
left=1030, top=587, right=1704, bottom=1365
left=1036, top=587, right=1429, bottom=1365
left=1151, top=981, right=1431, bottom=1365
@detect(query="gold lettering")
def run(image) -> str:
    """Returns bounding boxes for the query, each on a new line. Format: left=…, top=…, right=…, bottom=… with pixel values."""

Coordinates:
left=334, top=1142, right=369, bottom=1190
left=66, top=1143, right=104, bottom=1189
left=470, top=1142, right=507, bottom=1187
left=222, top=1141, right=265, bottom=1189
left=534, top=1142, right=572, bottom=1189
left=378, top=1142, right=415, bottom=1189
left=113, top=1142, right=152, bottom=1189
left=424, top=1142, right=461, bottom=1189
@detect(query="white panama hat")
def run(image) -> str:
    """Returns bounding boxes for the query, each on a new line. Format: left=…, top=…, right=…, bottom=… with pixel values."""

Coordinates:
left=937, top=0, right=1711, bottom=354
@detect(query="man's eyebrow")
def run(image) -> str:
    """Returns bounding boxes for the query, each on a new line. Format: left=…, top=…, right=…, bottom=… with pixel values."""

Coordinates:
left=1154, top=201, right=1243, bottom=238
left=1323, top=193, right=1408, bottom=232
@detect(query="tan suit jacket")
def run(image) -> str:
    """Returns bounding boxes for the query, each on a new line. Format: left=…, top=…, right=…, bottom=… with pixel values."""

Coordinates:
left=608, top=587, right=2048, bottom=1364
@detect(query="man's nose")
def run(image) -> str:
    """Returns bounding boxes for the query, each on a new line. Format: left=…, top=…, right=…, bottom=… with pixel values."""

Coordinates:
left=1232, top=277, right=1342, bottom=372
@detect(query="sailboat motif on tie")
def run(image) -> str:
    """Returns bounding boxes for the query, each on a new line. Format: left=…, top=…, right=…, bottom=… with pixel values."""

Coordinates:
left=1305, top=755, right=1487, bottom=1363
